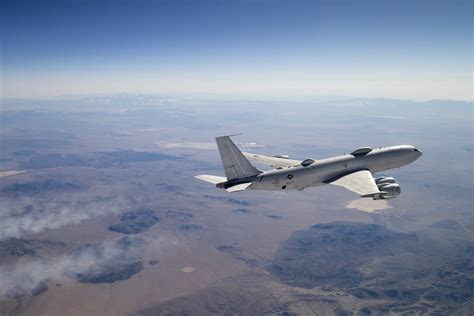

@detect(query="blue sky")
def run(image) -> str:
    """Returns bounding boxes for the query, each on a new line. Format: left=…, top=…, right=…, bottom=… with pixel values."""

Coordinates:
left=1, top=0, right=472, bottom=99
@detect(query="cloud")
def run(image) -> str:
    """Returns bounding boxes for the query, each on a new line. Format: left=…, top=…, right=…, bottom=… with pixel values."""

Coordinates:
left=0, top=194, right=130, bottom=241
left=237, top=142, right=266, bottom=148
left=0, top=185, right=183, bottom=298
left=0, top=234, right=181, bottom=298
left=365, top=115, right=406, bottom=120
left=155, top=141, right=266, bottom=150
left=155, top=141, right=217, bottom=150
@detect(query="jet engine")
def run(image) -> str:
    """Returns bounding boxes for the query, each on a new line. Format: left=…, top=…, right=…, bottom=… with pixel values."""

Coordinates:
left=374, top=176, right=401, bottom=199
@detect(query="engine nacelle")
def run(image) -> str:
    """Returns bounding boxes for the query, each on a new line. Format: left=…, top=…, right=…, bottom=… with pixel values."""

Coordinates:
left=375, top=176, right=396, bottom=185
left=373, top=176, right=401, bottom=199
left=379, top=183, right=401, bottom=199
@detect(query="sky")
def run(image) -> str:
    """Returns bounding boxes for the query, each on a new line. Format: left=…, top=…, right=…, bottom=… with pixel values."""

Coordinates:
left=1, top=0, right=472, bottom=100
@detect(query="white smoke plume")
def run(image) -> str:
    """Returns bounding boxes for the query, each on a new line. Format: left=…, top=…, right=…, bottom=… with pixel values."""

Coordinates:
left=0, top=193, right=131, bottom=241
left=0, top=234, right=181, bottom=298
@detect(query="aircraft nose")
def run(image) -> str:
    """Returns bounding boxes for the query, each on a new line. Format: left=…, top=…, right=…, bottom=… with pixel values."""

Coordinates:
left=413, top=147, right=422, bottom=158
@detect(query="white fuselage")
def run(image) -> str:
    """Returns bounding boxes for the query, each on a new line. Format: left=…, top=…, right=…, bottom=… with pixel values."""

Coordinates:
left=248, top=145, right=422, bottom=191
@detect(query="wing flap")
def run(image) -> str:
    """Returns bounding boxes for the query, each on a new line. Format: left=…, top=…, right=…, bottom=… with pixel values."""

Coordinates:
left=242, top=152, right=301, bottom=168
left=329, top=170, right=380, bottom=196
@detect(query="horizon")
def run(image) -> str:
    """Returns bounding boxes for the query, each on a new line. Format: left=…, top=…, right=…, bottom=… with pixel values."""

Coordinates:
left=1, top=92, right=473, bottom=104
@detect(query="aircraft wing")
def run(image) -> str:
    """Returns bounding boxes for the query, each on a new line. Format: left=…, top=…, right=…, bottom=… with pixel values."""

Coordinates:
left=242, top=152, right=301, bottom=168
left=329, top=170, right=380, bottom=197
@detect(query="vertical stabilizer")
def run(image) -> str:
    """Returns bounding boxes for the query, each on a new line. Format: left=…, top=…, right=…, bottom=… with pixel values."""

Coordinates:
left=215, top=136, right=261, bottom=180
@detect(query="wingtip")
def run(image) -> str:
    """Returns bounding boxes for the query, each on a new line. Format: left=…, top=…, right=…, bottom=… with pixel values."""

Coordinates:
left=215, top=133, right=242, bottom=140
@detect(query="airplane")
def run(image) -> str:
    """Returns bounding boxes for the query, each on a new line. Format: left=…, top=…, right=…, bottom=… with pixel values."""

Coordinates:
left=195, top=136, right=422, bottom=200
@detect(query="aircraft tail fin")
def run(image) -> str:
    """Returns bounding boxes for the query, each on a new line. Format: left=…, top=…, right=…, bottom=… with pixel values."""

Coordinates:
left=215, top=136, right=261, bottom=180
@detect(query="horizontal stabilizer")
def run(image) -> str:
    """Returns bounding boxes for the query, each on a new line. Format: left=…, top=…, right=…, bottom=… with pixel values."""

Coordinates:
left=226, top=182, right=252, bottom=193
left=195, top=174, right=227, bottom=184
